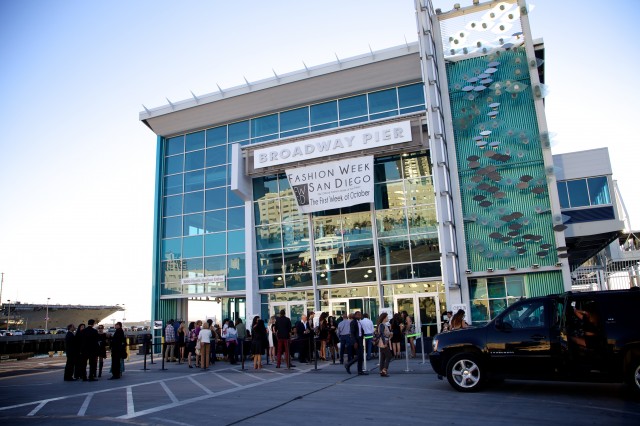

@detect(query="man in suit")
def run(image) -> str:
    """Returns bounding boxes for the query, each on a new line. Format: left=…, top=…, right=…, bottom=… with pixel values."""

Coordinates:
left=345, top=311, right=367, bottom=375
left=275, top=309, right=294, bottom=369
left=295, top=314, right=311, bottom=363
left=63, top=324, right=77, bottom=381
left=81, top=319, right=100, bottom=381
left=109, top=322, right=125, bottom=380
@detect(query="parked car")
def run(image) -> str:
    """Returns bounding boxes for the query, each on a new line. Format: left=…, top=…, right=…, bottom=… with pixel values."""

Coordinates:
left=24, top=329, right=35, bottom=335
left=55, top=328, right=67, bottom=335
left=10, top=330, right=23, bottom=336
left=429, top=288, right=640, bottom=394
left=34, top=329, right=46, bottom=335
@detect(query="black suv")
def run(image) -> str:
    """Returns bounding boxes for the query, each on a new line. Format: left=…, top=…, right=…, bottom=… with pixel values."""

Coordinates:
left=429, top=288, right=640, bottom=393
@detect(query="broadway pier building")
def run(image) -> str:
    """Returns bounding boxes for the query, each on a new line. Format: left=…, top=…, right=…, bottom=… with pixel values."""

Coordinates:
left=140, top=0, right=624, bottom=336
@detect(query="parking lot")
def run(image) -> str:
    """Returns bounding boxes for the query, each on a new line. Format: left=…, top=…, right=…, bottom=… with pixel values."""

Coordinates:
left=0, top=353, right=638, bottom=425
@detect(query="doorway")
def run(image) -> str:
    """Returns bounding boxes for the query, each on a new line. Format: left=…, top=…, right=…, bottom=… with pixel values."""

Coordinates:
left=269, top=301, right=306, bottom=325
left=394, top=293, right=441, bottom=338
left=329, top=298, right=378, bottom=318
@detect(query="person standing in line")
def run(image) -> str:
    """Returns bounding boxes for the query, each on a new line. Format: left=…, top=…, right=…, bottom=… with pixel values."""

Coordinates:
left=327, top=316, right=339, bottom=362
left=317, top=312, right=329, bottom=361
left=109, top=322, right=125, bottom=380
left=176, top=322, right=186, bottom=363
left=450, top=309, right=468, bottom=330
left=295, top=314, right=310, bottom=363
left=360, top=313, right=375, bottom=360
left=64, top=324, right=77, bottom=381
left=226, top=322, right=238, bottom=364
left=345, top=311, right=367, bottom=375
left=251, top=318, right=266, bottom=369
left=376, top=313, right=393, bottom=377
left=236, top=318, right=247, bottom=361
left=337, top=313, right=352, bottom=364
left=164, top=319, right=176, bottom=362
left=402, top=312, right=416, bottom=358
left=186, top=322, right=197, bottom=368
left=275, top=309, right=293, bottom=369
left=97, top=324, right=107, bottom=377
left=267, top=316, right=277, bottom=363
left=75, top=323, right=86, bottom=380
left=82, top=319, right=99, bottom=381
left=390, top=313, right=403, bottom=359
left=198, top=323, right=212, bottom=370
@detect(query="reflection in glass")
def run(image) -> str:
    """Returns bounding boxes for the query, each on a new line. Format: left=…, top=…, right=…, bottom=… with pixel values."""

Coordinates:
left=376, top=209, right=408, bottom=237
left=374, top=156, right=402, bottom=182
left=346, top=267, right=377, bottom=284
left=164, top=174, right=183, bottom=195
left=183, top=213, right=204, bottom=236
left=163, top=195, right=182, bottom=217
left=410, top=235, right=439, bottom=262
left=183, top=257, right=204, bottom=277
left=256, top=224, right=282, bottom=250
left=184, top=191, right=204, bottom=214
left=254, top=197, right=280, bottom=225
left=205, top=210, right=226, bottom=233
left=204, top=256, right=226, bottom=275
left=375, top=181, right=406, bottom=209
left=405, top=178, right=434, bottom=205
left=282, top=221, right=308, bottom=246
left=403, top=154, right=431, bottom=178
left=316, top=269, right=346, bottom=286
left=162, top=238, right=181, bottom=260
left=344, top=239, right=375, bottom=267
left=469, top=279, right=488, bottom=299
left=258, top=250, right=283, bottom=275
left=161, top=260, right=182, bottom=283
left=227, top=207, right=245, bottom=230
left=285, top=273, right=313, bottom=288
left=163, top=216, right=182, bottom=238
left=408, top=206, right=437, bottom=234
left=184, top=170, right=204, bottom=192
left=227, top=254, right=245, bottom=278
left=206, top=126, right=226, bottom=147
left=183, top=235, right=203, bottom=258
left=205, top=166, right=227, bottom=189
left=227, top=230, right=245, bottom=254
left=378, top=236, right=411, bottom=265
left=185, top=131, right=205, bottom=152
left=204, top=233, right=225, bottom=256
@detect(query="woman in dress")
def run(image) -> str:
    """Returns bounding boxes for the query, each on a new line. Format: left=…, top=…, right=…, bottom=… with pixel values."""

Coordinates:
left=390, top=313, right=403, bottom=359
left=376, top=312, right=393, bottom=377
left=327, top=316, right=339, bottom=362
left=267, top=316, right=277, bottom=363
left=318, top=312, right=329, bottom=360
left=187, top=322, right=197, bottom=368
left=251, top=318, right=266, bottom=369
left=177, top=322, right=186, bottom=363
left=226, top=322, right=238, bottom=364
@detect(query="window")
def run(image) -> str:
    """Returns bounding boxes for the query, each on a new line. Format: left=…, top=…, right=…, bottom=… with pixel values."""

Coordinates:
left=501, top=300, right=545, bottom=329
left=557, top=177, right=611, bottom=209
left=469, top=276, right=525, bottom=323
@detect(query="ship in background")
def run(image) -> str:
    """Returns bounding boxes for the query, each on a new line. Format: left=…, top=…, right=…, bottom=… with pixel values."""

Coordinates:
left=1, top=302, right=123, bottom=330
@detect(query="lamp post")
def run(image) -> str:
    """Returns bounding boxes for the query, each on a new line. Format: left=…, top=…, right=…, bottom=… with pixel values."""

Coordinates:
left=45, top=297, right=50, bottom=332
left=6, top=299, right=10, bottom=331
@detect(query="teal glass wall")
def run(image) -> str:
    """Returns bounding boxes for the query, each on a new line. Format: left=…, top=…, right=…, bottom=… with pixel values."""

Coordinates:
left=446, top=47, right=560, bottom=271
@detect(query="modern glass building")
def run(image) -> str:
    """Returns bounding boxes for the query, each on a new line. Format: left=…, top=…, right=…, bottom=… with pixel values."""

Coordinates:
left=140, top=0, right=615, bottom=336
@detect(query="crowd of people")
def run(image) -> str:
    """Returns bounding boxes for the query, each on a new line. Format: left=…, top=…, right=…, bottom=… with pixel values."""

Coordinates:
left=64, top=319, right=127, bottom=382
left=162, top=309, right=425, bottom=378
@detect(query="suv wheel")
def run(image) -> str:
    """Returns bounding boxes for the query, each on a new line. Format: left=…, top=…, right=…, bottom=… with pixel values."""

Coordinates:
left=446, top=353, right=485, bottom=392
left=626, top=352, right=640, bottom=394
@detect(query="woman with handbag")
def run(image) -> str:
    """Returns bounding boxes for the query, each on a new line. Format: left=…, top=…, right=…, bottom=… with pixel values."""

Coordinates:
left=376, top=313, right=393, bottom=377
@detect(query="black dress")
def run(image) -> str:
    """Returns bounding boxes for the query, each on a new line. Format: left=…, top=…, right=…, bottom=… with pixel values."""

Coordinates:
left=251, top=322, right=266, bottom=355
left=390, top=319, right=402, bottom=343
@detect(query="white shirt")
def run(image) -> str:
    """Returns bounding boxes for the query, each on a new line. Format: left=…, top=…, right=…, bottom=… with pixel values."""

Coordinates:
left=360, top=317, right=374, bottom=334
left=198, top=328, right=212, bottom=344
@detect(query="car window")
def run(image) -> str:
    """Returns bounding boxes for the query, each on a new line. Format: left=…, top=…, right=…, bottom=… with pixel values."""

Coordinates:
left=502, top=300, right=545, bottom=329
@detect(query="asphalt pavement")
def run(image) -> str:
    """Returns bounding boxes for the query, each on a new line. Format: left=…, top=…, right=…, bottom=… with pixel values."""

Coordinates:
left=0, top=352, right=638, bottom=425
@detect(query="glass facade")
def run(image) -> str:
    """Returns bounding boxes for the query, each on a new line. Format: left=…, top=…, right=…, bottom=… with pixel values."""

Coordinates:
left=159, top=83, right=426, bottom=297
left=253, top=152, right=439, bottom=290
left=468, top=275, right=525, bottom=323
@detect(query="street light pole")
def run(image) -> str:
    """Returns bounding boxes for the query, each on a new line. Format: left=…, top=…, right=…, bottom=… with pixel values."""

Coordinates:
left=6, top=299, right=10, bottom=331
left=45, top=297, right=50, bottom=332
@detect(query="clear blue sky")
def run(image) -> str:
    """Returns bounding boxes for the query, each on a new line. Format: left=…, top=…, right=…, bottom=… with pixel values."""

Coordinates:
left=1, top=0, right=638, bottom=321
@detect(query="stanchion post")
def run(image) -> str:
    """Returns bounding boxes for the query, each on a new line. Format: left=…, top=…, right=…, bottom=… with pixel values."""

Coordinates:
left=161, top=336, right=166, bottom=370
left=314, top=337, right=318, bottom=370
left=150, top=337, right=155, bottom=364
left=404, top=334, right=412, bottom=372
left=363, top=335, right=372, bottom=372
left=420, top=333, right=426, bottom=364
left=241, top=340, right=245, bottom=370
left=143, top=338, right=148, bottom=371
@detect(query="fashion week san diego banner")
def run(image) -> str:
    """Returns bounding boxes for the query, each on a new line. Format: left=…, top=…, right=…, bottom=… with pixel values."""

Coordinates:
left=286, top=156, right=374, bottom=214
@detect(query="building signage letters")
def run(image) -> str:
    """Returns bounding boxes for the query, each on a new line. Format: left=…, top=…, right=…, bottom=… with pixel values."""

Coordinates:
left=180, top=275, right=225, bottom=285
left=286, top=156, right=374, bottom=213
left=254, top=120, right=411, bottom=168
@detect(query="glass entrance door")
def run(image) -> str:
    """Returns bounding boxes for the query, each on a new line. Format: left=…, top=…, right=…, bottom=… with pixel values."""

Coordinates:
left=330, top=298, right=349, bottom=317
left=394, top=293, right=441, bottom=338
left=270, top=301, right=306, bottom=325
